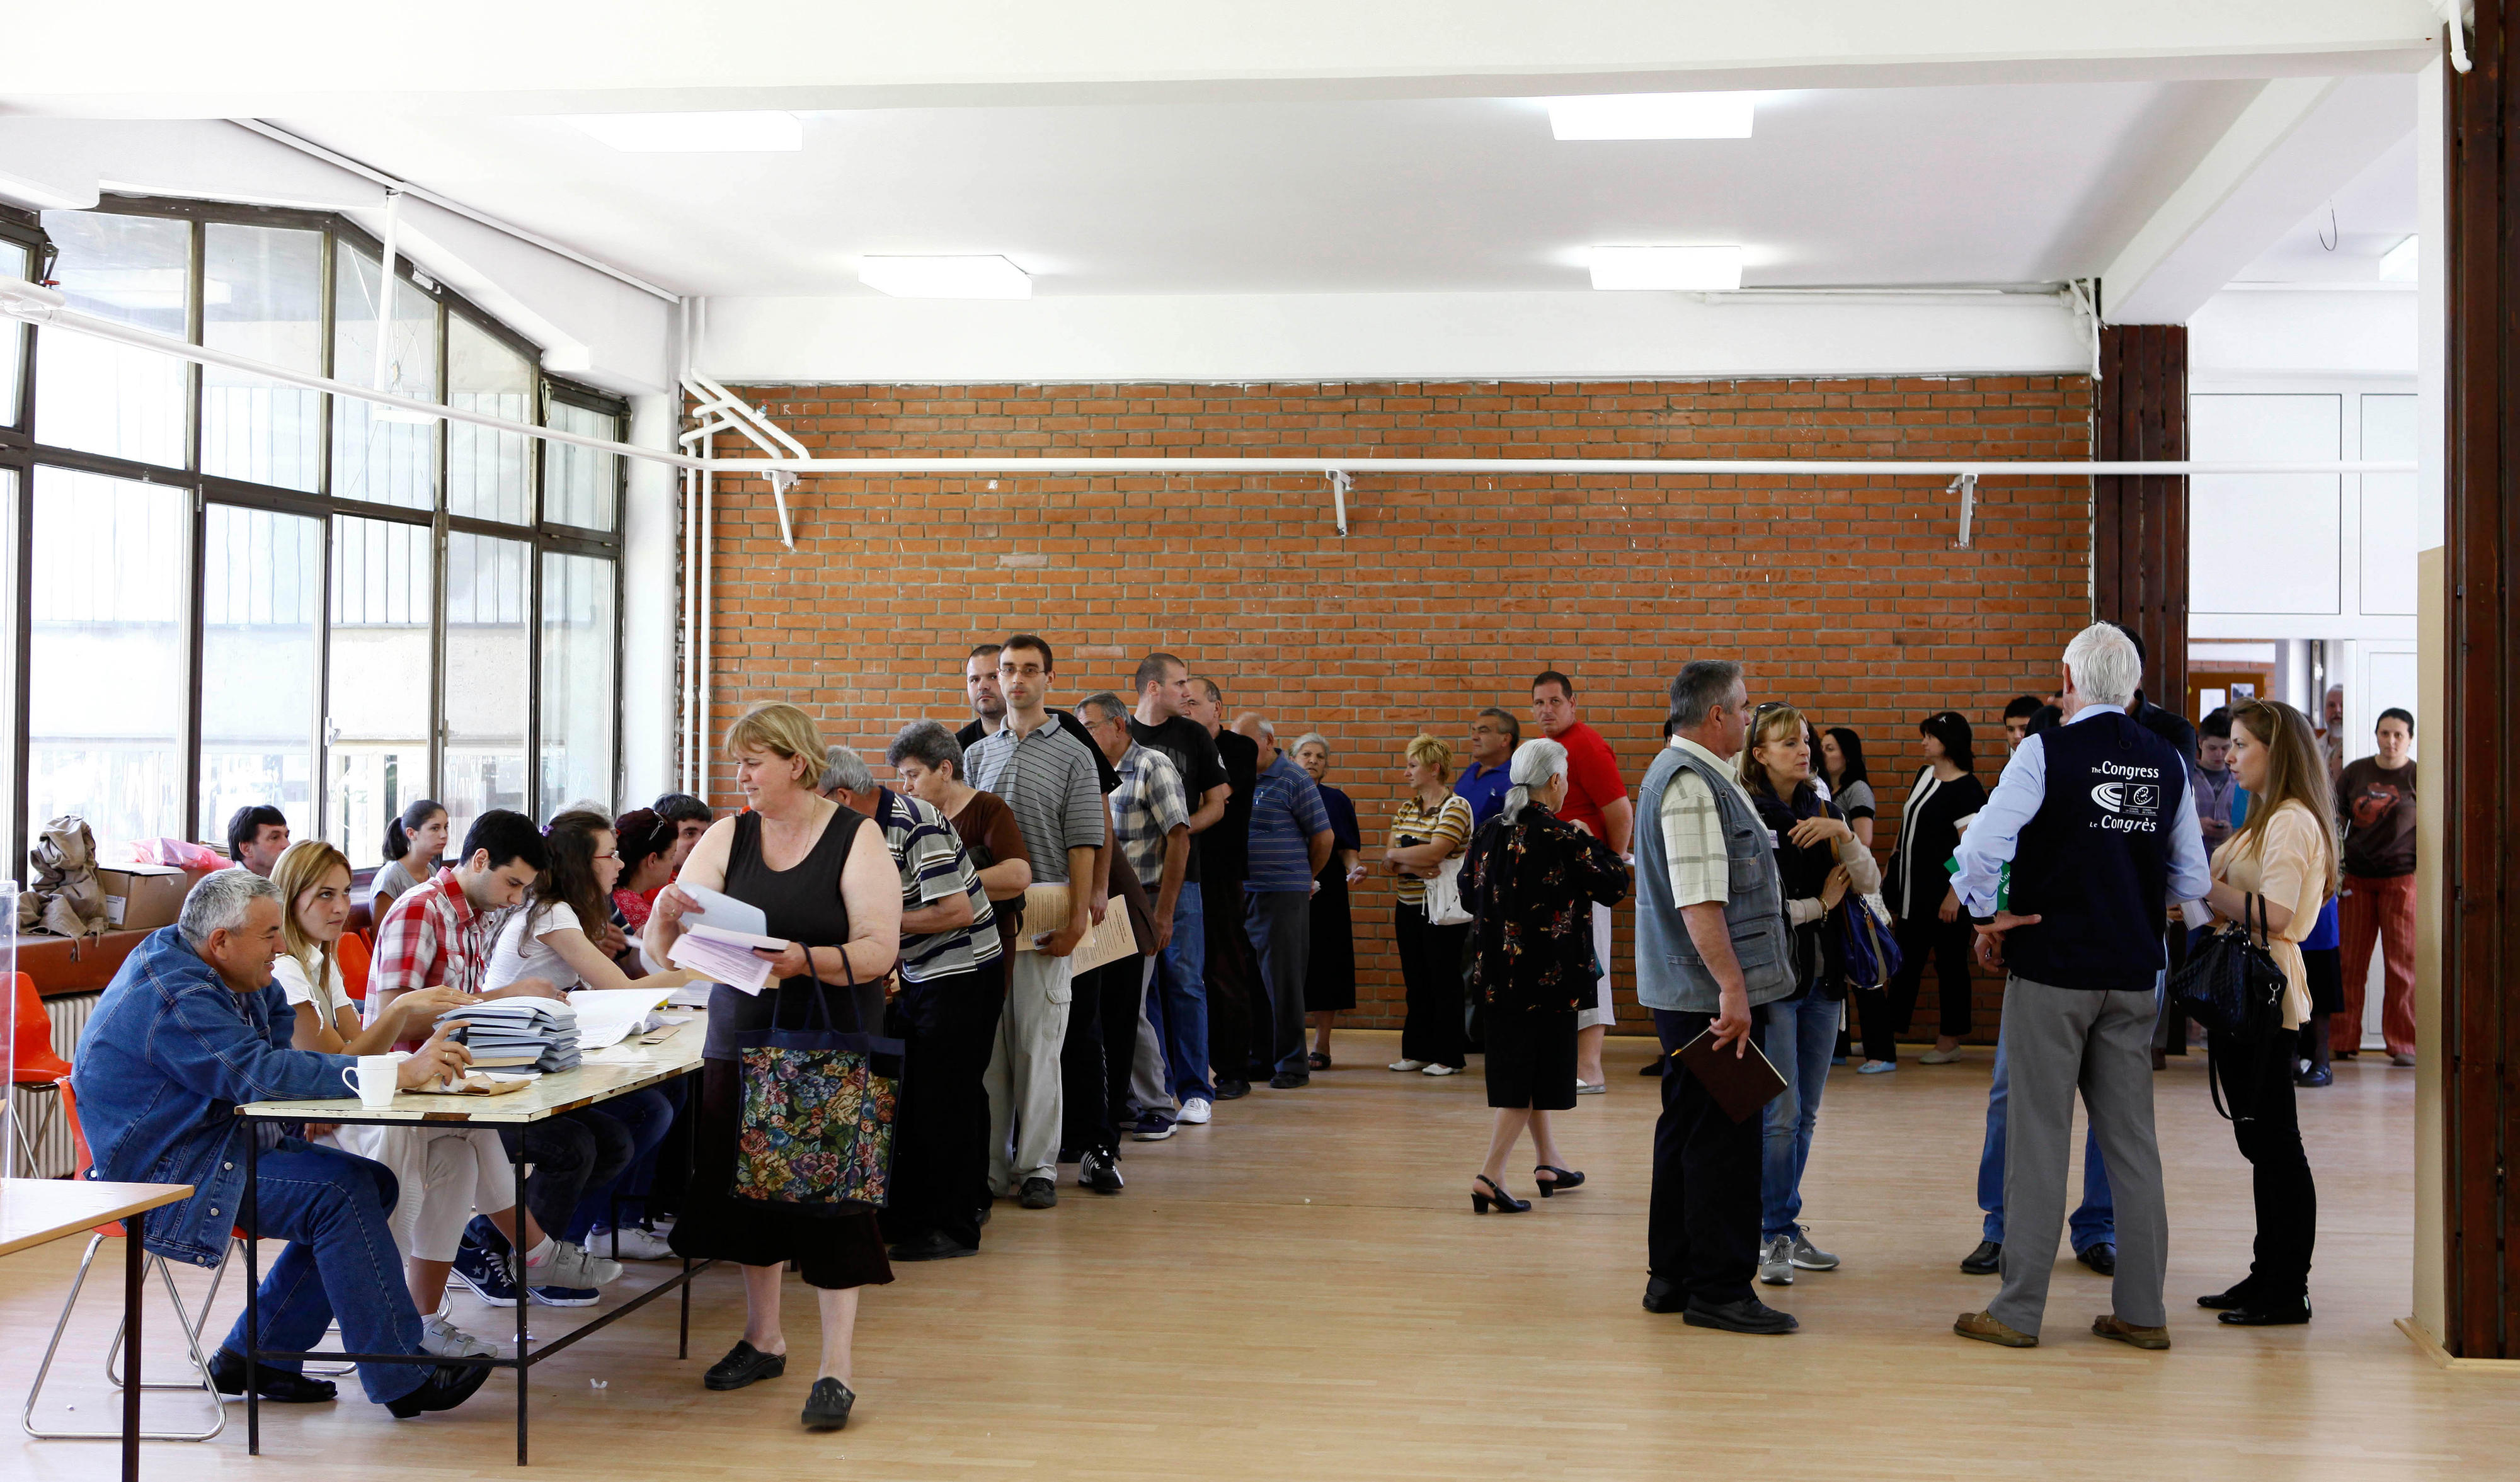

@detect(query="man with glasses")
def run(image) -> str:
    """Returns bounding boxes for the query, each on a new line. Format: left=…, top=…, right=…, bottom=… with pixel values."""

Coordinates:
left=965, top=635, right=1106, bottom=1212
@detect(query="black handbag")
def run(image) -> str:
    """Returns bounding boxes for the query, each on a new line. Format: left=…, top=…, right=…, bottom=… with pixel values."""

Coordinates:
left=2171, top=892, right=2289, bottom=1122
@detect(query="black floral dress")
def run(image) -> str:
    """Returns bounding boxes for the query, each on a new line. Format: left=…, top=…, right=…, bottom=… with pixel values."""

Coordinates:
left=1463, top=803, right=1630, bottom=1109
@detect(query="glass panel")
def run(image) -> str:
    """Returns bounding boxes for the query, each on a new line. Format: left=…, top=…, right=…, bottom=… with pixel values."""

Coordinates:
left=544, top=401, right=619, bottom=531
left=331, top=244, right=437, bottom=509
left=539, top=552, right=615, bottom=812
left=329, top=515, right=435, bottom=867
left=198, top=505, right=320, bottom=845
left=447, top=316, right=534, bottom=524
left=28, top=467, right=186, bottom=850
left=1, top=240, right=27, bottom=428
left=202, top=223, right=324, bottom=493
left=442, top=532, right=529, bottom=840
left=35, top=211, right=191, bottom=467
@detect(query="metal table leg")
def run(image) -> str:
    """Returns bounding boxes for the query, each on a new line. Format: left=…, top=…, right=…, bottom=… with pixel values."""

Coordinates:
left=244, top=1129, right=260, bottom=1456
left=513, top=1129, right=529, bottom=1467
left=122, top=1212, right=142, bottom=1482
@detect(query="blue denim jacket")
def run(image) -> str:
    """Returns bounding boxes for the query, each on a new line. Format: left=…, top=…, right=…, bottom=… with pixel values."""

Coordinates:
left=71, top=927, right=354, bottom=1267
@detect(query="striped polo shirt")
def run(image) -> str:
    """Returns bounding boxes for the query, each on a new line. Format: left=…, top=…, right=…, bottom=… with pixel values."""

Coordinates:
left=1246, top=750, right=1331, bottom=892
left=874, top=787, right=999, bottom=982
left=966, top=717, right=1107, bottom=885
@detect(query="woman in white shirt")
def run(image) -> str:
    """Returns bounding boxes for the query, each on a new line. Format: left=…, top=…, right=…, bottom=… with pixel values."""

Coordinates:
left=482, top=810, right=696, bottom=1259
left=270, top=840, right=553, bottom=1359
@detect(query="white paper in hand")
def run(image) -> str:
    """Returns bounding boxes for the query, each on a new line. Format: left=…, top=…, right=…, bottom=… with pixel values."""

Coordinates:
left=670, top=924, right=787, bottom=995
left=675, top=883, right=769, bottom=938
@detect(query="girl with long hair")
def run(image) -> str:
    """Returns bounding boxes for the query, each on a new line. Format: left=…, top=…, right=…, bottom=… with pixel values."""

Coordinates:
left=1867, top=711, right=1986, bottom=1071
left=371, top=798, right=447, bottom=914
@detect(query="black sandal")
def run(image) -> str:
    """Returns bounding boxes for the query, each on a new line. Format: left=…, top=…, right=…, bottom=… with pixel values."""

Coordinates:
left=1308, top=1051, right=1331, bottom=1070
left=1533, top=1165, right=1586, bottom=1197
left=1470, top=1175, right=1530, bottom=1214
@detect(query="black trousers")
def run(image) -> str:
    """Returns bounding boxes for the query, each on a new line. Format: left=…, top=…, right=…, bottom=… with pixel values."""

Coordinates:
left=1878, top=911, right=1975, bottom=1057
left=880, top=961, right=1002, bottom=1251
left=1203, top=875, right=1256, bottom=1085
left=1647, top=1007, right=1765, bottom=1307
left=1395, top=901, right=1469, bottom=1068
left=1061, top=954, right=1144, bottom=1158
left=496, top=1107, right=634, bottom=1239
left=2210, top=1024, right=2317, bottom=1302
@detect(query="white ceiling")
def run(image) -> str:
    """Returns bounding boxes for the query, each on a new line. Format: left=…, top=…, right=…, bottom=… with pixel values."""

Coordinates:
left=2235, top=131, right=2418, bottom=283
left=276, top=81, right=2266, bottom=300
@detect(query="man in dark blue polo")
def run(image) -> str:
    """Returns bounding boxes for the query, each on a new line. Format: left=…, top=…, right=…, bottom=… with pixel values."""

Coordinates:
left=1453, top=707, right=1518, bottom=831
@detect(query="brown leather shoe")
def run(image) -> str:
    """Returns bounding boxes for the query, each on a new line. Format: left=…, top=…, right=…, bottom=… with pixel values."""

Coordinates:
left=1953, top=1310, right=2037, bottom=1347
left=2092, top=1314, right=2171, bottom=1350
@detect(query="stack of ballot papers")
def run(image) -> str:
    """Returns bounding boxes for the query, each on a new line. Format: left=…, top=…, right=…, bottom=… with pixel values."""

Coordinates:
left=663, top=883, right=786, bottom=995
left=437, top=998, right=581, bottom=1073
left=566, top=986, right=675, bottom=1050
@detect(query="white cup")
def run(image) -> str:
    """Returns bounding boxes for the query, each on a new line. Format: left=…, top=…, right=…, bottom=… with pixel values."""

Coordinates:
left=340, top=1054, right=403, bottom=1109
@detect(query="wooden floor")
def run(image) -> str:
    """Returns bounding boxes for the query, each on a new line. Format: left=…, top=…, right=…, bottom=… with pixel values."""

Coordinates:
left=4, top=1030, right=2514, bottom=1481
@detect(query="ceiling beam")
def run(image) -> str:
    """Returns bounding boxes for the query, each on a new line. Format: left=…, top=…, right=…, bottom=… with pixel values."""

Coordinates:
left=2100, top=72, right=2416, bottom=324
left=0, top=1, right=2443, bottom=119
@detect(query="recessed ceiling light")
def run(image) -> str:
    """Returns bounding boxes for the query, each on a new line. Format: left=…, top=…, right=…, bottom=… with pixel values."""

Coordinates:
left=858, top=255, right=1033, bottom=299
left=2380, top=234, right=2418, bottom=282
left=566, top=112, right=804, bottom=152
left=1588, top=246, right=1744, bottom=292
left=1547, top=93, right=1755, bottom=140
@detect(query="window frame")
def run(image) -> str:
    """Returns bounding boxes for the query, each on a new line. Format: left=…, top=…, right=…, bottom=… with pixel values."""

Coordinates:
left=3, top=193, right=627, bottom=863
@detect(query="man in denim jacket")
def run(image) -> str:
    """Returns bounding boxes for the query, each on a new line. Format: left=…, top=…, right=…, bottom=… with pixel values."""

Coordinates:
left=72, top=869, right=488, bottom=1418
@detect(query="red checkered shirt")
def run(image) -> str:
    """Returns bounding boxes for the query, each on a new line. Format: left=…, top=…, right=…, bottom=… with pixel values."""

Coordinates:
left=364, top=867, right=499, bottom=1018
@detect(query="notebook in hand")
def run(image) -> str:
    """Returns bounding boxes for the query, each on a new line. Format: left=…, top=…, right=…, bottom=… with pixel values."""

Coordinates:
left=1671, top=1028, right=1790, bottom=1124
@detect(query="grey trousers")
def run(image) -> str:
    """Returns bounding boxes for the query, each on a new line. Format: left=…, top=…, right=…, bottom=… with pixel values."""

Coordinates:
left=1129, top=958, right=1175, bottom=1117
left=1990, top=974, right=2169, bottom=1336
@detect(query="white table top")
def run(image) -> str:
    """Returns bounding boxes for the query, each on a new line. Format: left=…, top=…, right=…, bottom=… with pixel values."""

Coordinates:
left=0, top=1177, right=193, bottom=1258
left=236, top=1025, right=702, bottom=1126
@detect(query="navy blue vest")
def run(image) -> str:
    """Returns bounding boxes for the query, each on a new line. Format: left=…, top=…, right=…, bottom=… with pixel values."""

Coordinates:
left=2003, top=709, right=2185, bottom=993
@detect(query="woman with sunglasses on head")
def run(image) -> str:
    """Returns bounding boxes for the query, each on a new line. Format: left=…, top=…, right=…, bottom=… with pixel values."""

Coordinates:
left=1864, top=711, right=1986, bottom=1073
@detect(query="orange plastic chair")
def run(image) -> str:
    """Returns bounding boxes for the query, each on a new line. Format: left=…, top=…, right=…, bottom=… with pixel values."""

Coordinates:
left=338, top=930, right=374, bottom=1005
left=11, top=972, right=73, bottom=1176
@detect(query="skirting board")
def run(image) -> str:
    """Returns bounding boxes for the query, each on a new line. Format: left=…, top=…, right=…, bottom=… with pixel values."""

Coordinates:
left=2397, top=1316, right=2520, bottom=1372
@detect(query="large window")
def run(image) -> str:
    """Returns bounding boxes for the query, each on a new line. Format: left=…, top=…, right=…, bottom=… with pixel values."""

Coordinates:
left=2, top=198, right=626, bottom=865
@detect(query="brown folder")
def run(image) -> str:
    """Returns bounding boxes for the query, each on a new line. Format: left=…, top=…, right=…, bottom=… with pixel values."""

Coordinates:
left=1671, top=1028, right=1790, bottom=1123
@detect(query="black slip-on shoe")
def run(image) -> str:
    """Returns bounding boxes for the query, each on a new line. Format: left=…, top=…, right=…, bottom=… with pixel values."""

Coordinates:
left=1961, top=1240, right=2003, bottom=1276
left=886, top=1230, right=979, bottom=1262
left=801, top=1377, right=855, bottom=1430
left=385, top=1361, right=493, bottom=1418
left=704, top=1340, right=787, bottom=1391
left=207, top=1347, right=338, bottom=1403
left=2218, top=1297, right=2311, bottom=1326
left=2076, top=1243, right=2118, bottom=1277
left=1681, top=1296, right=1799, bottom=1335
left=1641, top=1277, right=1687, bottom=1314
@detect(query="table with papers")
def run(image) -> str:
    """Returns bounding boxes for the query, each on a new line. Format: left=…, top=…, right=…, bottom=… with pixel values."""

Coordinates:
left=234, top=1022, right=712, bottom=1465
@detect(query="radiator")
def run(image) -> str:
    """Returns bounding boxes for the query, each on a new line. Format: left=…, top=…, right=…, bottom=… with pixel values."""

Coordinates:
left=9, top=990, right=95, bottom=1178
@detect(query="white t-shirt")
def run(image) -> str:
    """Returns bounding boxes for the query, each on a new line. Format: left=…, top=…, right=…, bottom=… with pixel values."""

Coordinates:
left=483, top=900, right=586, bottom=993
left=272, top=950, right=352, bottom=1029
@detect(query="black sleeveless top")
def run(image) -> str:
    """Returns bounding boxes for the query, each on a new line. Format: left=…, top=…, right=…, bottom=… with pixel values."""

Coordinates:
left=702, top=804, right=881, bottom=1060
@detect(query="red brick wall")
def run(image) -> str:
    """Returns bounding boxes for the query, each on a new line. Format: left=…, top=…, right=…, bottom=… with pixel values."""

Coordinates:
left=702, top=375, right=2095, bottom=1037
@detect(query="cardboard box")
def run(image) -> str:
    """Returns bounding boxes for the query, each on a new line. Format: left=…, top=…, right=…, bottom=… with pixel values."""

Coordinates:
left=96, top=864, right=193, bottom=932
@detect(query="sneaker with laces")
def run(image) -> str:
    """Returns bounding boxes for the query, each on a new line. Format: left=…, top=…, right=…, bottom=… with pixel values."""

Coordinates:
left=530, top=1284, right=601, bottom=1308
left=1130, top=1112, right=1176, bottom=1141
left=599, top=1226, right=678, bottom=1261
left=420, top=1314, right=498, bottom=1359
left=1788, top=1229, right=1841, bottom=1271
left=448, top=1231, right=520, bottom=1307
left=1758, top=1233, right=1795, bottom=1286
left=1176, top=1098, right=1213, bottom=1126
left=1079, top=1149, right=1125, bottom=1194
left=531, top=1240, right=622, bottom=1290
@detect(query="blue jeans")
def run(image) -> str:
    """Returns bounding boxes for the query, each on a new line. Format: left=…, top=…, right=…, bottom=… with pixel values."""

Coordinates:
left=562, top=1088, right=675, bottom=1243
left=1979, top=1031, right=2114, bottom=1250
left=1760, top=993, right=1840, bottom=1239
left=221, top=1143, right=428, bottom=1405
left=1152, top=882, right=1211, bottom=1101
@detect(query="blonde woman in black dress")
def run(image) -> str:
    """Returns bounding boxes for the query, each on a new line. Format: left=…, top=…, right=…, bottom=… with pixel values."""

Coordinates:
left=643, top=702, right=902, bottom=1432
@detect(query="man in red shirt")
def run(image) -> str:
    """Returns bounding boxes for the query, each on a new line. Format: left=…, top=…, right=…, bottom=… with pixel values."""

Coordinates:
left=1531, top=670, right=1635, bottom=1090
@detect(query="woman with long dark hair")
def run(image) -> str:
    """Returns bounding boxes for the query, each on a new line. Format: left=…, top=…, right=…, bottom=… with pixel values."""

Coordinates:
left=1739, top=706, right=1879, bottom=1284
left=1819, top=727, right=1877, bottom=850
left=371, top=797, right=447, bottom=914
left=2192, top=698, right=2337, bottom=1326
left=610, top=806, right=679, bottom=934
left=1863, top=712, right=1986, bottom=1073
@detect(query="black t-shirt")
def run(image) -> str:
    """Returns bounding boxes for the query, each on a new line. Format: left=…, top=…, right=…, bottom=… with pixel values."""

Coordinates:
left=958, top=714, right=1118, bottom=794
left=1202, top=727, right=1259, bottom=882
left=1128, top=714, right=1228, bottom=885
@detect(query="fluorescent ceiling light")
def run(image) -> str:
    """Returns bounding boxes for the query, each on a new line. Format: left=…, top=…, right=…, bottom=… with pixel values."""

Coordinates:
left=566, top=112, right=803, bottom=152
left=2380, top=234, right=2418, bottom=282
left=1547, top=93, right=1755, bottom=140
left=858, top=255, right=1033, bottom=299
left=1588, top=246, right=1744, bottom=292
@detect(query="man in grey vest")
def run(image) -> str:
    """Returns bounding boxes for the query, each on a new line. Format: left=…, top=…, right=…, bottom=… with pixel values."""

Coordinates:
left=1635, top=660, right=1800, bottom=1335
left=1949, top=623, right=2209, bottom=1352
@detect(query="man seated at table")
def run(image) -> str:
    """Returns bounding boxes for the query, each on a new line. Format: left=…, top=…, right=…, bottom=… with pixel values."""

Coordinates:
left=71, top=869, right=494, bottom=1418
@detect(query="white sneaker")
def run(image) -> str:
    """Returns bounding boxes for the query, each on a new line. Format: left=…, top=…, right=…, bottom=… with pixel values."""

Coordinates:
left=598, top=1226, right=677, bottom=1261
left=530, top=1240, right=623, bottom=1289
left=1421, top=1063, right=1462, bottom=1077
left=1758, top=1233, right=1795, bottom=1287
left=420, top=1313, right=498, bottom=1359
left=1387, top=1059, right=1429, bottom=1072
left=1176, top=1098, right=1213, bottom=1126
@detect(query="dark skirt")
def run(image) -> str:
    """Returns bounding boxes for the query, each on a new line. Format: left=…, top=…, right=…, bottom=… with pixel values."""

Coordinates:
left=1304, top=870, right=1357, bottom=1012
left=670, top=1057, right=895, bottom=1291
left=1485, top=1006, right=1579, bottom=1111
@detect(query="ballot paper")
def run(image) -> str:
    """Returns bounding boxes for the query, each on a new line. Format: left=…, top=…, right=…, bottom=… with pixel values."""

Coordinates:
left=436, top=998, right=582, bottom=1072
left=1011, top=883, right=1138, bottom=974
left=677, top=882, right=769, bottom=937
left=568, top=986, right=676, bottom=1050
left=669, top=923, right=788, bottom=995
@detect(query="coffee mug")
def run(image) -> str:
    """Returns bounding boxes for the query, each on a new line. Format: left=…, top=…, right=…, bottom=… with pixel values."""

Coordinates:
left=340, top=1053, right=403, bottom=1109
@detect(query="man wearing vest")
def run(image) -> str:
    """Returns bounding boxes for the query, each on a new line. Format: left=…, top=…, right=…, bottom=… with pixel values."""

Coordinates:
left=1949, top=624, right=2209, bottom=1350
left=1635, top=660, right=1799, bottom=1335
